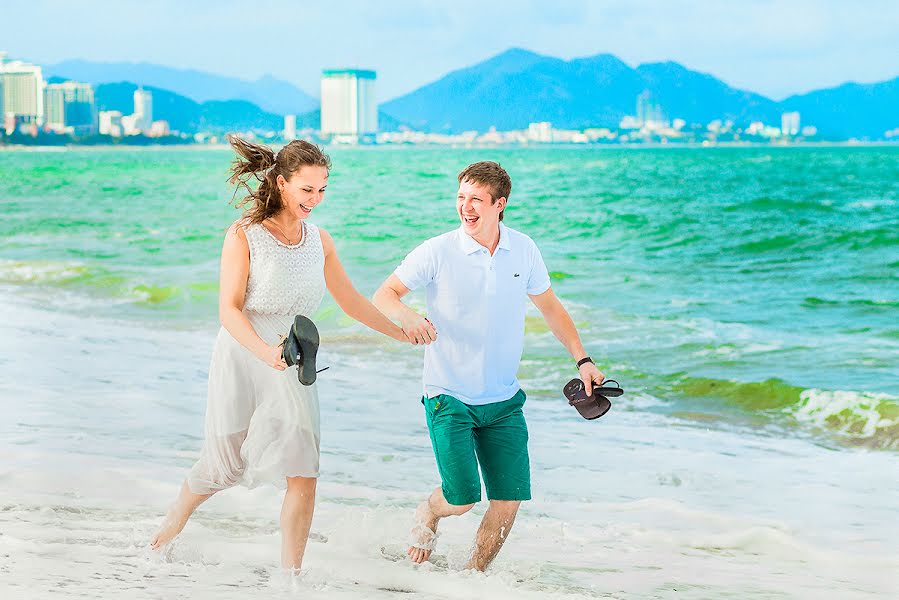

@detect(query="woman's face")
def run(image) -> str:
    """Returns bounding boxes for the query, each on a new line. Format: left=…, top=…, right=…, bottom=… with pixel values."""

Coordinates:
left=277, top=165, right=329, bottom=220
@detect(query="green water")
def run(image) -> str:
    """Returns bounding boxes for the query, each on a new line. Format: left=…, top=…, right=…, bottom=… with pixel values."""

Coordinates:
left=2, top=145, right=897, bottom=448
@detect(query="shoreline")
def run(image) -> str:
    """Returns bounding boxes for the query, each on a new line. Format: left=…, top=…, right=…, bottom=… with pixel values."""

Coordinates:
left=2, top=288, right=897, bottom=599
left=2, top=140, right=899, bottom=152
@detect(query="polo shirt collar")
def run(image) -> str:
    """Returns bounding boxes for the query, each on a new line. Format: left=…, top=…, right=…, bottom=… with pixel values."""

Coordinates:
left=458, top=222, right=512, bottom=254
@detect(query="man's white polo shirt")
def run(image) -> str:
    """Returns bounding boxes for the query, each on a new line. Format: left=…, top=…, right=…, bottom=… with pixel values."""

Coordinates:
left=394, top=222, right=551, bottom=405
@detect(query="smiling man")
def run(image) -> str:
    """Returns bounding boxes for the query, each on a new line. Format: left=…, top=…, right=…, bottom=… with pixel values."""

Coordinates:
left=373, top=161, right=605, bottom=571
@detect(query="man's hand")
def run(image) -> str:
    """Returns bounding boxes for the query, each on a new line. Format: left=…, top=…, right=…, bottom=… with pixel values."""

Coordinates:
left=578, top=361, right=605, bottom=397
left=401, top=312, right=437, bottom=345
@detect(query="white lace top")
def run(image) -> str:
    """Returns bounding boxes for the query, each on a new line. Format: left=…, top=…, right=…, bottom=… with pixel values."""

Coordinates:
left=242, top=221, right=326, bottom=316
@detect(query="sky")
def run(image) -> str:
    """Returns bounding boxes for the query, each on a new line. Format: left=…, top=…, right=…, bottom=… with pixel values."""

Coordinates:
left=4, top=0, right=898, bottom=101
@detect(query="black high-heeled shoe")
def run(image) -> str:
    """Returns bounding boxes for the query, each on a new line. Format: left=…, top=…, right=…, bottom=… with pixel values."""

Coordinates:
left=280, top=315, right=326, bottom=386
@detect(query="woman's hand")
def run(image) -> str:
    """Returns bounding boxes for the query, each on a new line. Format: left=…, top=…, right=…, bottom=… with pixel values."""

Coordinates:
left=401, top=313, right=437, bottom=346
left=259, top=343, right=288, bottom=370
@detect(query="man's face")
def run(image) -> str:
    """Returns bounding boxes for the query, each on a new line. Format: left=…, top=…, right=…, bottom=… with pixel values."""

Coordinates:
left=457, top=179, right=505, bottom=239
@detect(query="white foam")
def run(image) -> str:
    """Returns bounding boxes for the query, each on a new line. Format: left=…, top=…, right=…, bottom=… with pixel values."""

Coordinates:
left=788, top=388, right=898, bottom=439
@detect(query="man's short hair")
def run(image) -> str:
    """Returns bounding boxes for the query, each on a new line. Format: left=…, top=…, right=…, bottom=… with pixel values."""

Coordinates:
left=457, top=161, right=512, bottom=221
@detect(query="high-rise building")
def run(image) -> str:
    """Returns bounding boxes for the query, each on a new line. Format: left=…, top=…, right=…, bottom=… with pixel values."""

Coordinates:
left=44, top=81, right=97, bottom=134
left=44, top=85, right=65, bottom=131
left=284, top=114, right=297, bottom=140
left=636, top=90, right=666, bottom=129
left=0, top=52, right=5, bottom=121
left=1, top=60, right=44, bottom=126
left=133, top=87, right=153, bottom=132
left=320, top=69, right=377, bottom=140
left=781, top=112, right=800, bottom=136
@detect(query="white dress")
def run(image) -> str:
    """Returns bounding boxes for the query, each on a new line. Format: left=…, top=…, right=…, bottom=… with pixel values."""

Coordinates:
left=187, top=221, right=325, bottom=494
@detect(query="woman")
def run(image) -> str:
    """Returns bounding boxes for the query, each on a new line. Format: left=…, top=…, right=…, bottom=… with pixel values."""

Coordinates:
left=150, top=136, right=409, bottom=570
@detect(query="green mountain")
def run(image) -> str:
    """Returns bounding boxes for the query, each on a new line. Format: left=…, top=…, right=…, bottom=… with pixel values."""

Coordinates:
left=381, top=48, right=897, bottom=138
left=95, top=82, right=281, bottom=133
left=47, top=60, right=317, bottom=115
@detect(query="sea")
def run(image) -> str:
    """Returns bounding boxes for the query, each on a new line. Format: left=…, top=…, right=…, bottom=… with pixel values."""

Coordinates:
left=0, top=145, right=897, bottom=599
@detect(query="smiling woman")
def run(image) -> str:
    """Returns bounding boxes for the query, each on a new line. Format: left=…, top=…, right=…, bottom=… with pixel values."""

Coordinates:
left=148, top=136, right=411, bottom=572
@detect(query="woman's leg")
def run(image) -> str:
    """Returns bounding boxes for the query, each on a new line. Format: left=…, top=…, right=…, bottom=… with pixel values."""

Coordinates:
left=150, top=480, right=213, bottom=548
left=150, top=428, right=248, bottom=549
left=280, top=476, right=317, bottom=570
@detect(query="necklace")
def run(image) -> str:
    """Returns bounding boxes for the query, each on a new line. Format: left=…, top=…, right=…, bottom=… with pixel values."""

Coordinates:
left=266, top=217, right=304, bottom=245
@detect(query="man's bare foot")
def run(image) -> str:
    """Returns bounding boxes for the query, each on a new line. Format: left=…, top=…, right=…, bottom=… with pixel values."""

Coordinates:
left=407, top=501, right=440, bottom=564
left=150, top=504, right=191, bottom=549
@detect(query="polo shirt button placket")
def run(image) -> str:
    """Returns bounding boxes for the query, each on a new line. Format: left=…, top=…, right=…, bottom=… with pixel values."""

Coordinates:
left=486, top=253, right=497, bottom=294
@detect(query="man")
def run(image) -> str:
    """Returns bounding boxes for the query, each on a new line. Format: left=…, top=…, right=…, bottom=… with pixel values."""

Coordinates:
left=373, top=161, right=605, bottom=571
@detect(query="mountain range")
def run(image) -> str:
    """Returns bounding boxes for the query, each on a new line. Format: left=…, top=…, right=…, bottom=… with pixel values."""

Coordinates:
left=381, top=48, right=898, bottom=138
left=45, top=60, right=317, bottom=116
left=44, top=50, right=899, bottom=139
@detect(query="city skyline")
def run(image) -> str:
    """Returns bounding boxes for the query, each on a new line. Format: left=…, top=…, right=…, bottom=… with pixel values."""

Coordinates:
left=4, top=48, right=893, bottom=143
left=4, top=0, right=898, bottom=102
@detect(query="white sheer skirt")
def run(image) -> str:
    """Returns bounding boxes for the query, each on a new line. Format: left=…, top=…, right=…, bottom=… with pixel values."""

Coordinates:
left=187, top=312, right=320, bottom=494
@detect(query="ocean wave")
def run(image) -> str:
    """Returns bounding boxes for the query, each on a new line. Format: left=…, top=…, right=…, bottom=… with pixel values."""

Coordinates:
left=787, top=389, right=899, bottom=449
left=0, top=259, right=216, bottom=308
left=670, top=374, right=899, bottom=450
left=0, top=259, right=93, bottom=285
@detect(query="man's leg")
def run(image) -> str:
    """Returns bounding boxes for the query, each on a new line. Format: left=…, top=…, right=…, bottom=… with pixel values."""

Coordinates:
left=467, top=499, right=521, bottom=571
left=410, top=395, right=481, bottom=563
left=468, top=390, right=530, bottom=571
left=408, top=486, right=475, bottom=563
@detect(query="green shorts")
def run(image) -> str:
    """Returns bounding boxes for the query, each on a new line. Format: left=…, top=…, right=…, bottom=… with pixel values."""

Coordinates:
left=422, top=389, right=530, bottom=506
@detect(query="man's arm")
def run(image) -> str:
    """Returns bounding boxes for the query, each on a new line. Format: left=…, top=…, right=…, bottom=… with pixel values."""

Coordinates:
left=530, top=287, right=605, bottom=395
left=373, top=274, right=437, bottom=345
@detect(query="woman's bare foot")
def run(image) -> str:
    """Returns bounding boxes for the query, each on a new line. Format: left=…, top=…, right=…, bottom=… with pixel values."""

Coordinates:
left=150, top=481, right=211, bottom=549
left=407, top=501, right=440, bottom=564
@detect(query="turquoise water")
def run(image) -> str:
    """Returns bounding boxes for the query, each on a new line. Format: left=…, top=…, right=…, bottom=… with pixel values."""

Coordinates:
left=2, top=145, right=898, bottom=598
left=2, top=145, right=896, bottom=449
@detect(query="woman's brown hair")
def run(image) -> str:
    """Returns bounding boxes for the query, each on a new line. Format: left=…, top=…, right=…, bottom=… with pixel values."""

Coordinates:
left=227, top=135, right=331, bottom=224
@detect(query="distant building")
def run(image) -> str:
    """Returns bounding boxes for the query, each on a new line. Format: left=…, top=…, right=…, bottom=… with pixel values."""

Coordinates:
left=44, top=81, right=97, bottom=134
left=148, top=120, right=170, bottom=137
left=44, top=85, right=65, bottom=131
left=1, top=59, right=44, bottom=126
left=99, top=110, right=123, bottom=137
left=781, top=111, right=800, bottom=136
left=283, top=114, right=296, bottom=140
left=0, top=52, right=5, bottom=122
left=320, top=69, right=377, bottom=140
left=636, top=90, right=666, bottom=130
left=747, top=121, right=781, bottom=138
left=619, top=115, right=640, bottom=130
left=528, top=122, right=552, bottom=142
left=132, top=87, right=153, bottom=132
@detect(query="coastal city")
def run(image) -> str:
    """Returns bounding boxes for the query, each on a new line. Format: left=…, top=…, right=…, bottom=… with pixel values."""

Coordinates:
left=0, top=50, right=833, bottom=147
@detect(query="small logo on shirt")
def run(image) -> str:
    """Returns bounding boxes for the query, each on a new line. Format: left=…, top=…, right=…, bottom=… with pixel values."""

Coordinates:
left=514, top=273, right=520, bottom=277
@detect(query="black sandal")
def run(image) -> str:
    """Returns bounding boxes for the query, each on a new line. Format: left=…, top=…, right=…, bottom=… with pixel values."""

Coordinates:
left=563, top=378, right=623, bottom=420
left=280, top=315, right=327, bottom=386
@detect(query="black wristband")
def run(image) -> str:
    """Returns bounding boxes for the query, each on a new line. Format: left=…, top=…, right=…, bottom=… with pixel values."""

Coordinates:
left=576, top=356, right=594, bottom=368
